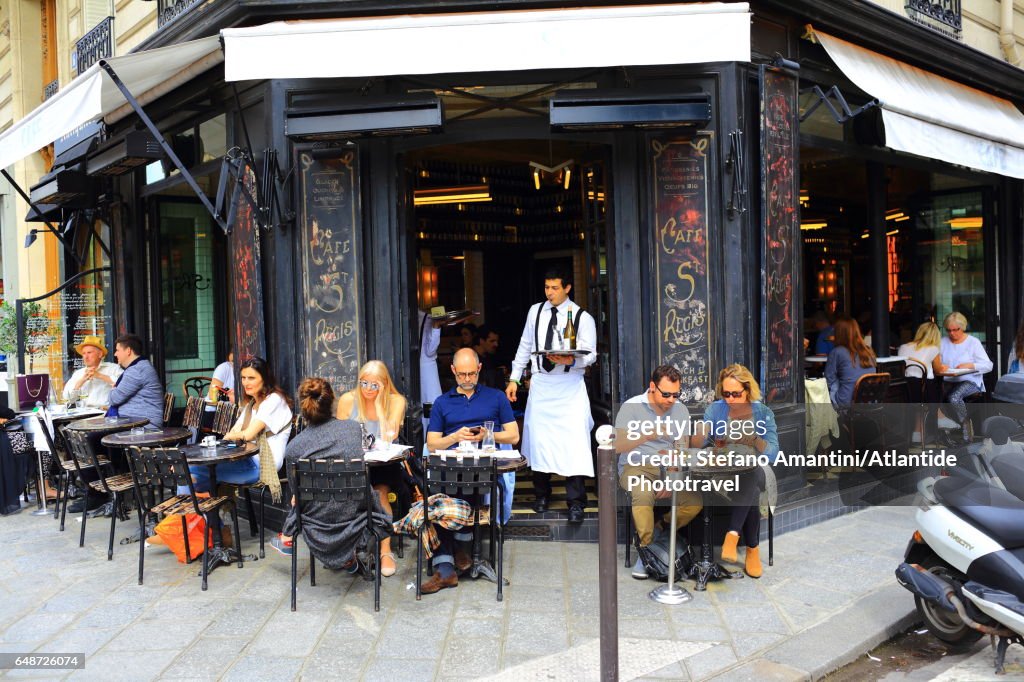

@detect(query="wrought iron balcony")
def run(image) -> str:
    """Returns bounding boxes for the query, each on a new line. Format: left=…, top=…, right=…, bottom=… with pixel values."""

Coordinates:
left=157, top=0, right=205, bottom=29
left=76, top=16, right=114, bottom=75
left=905, top=0, right=962, bottom=40
left=43, top=80, right=59, bottom=100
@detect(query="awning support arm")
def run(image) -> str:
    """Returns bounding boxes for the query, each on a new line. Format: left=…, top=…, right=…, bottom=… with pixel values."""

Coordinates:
left=0, top=169, right=83, bottom=267
left=98, top=60, right=227, bottom=234
left=799, top=85, right=877, bottom=124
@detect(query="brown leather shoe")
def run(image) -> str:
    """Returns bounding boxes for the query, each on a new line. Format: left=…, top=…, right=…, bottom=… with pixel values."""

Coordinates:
left=420, top=572, right=459, bottom=594
left=455, top=549, right=472, bottom=574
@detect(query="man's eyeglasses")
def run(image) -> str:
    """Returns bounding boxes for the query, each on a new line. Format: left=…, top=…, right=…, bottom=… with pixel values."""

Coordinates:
left=946, top=327, right=962, bottom=333
left=721, top=390, right=746, bottom=399
left=455, top=371, right=479, bottom=380
left=359, top=380, right=381, bottom=391
left=655, top=389, right=682, bottom=399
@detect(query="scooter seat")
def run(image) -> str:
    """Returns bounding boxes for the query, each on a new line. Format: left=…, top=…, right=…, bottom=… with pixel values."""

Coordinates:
left=934, top=476, right=1024, bottom=548
left=992, top=454, right=1024, bottom=501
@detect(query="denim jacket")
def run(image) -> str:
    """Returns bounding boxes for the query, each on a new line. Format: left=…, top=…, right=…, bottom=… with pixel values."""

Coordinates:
left=700, top=399, right=780, bottom=464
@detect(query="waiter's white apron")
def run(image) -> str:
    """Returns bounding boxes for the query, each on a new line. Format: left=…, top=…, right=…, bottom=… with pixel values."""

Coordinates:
left=522, top=371, right=594, bottom=477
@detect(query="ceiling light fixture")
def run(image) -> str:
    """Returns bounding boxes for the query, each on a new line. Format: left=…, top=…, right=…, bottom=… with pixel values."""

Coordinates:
left=800, top=221, right=827, bottom=231
left=947, top=217, right=982, bottom=229
left=529, top=160, right=573, bottom=191
left=413, top=184, right=491, bottom=206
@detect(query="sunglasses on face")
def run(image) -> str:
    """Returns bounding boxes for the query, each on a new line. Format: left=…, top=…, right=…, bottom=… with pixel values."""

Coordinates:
left=721, top=390, right=746, bottom=399
left=655, top=388, right=682, bottom=399
left=359, top=380, right=381, bottom=391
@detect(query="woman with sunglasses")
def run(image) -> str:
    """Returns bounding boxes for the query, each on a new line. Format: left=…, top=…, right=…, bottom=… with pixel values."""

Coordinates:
left=337, top=360, right=407, bottom=577
left=824, top=316, right=876, bottom=408
left=699, top=364, right=778, bottom=578
left=934, top=312, right=993, bottom=442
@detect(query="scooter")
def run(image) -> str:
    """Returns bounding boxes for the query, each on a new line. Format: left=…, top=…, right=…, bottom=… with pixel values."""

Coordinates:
left=896, top=416, right=1024, bottom=674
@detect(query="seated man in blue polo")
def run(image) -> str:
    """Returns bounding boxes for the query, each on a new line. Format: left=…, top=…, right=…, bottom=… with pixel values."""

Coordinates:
left=423, top=347, right=520, bottom=594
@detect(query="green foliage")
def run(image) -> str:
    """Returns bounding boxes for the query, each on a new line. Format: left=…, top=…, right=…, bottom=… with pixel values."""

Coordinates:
left=0, top=302, right=15, bottom=356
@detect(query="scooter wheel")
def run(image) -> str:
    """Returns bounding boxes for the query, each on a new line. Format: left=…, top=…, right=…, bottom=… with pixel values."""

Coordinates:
left=914, top=558, right=984, bottom=646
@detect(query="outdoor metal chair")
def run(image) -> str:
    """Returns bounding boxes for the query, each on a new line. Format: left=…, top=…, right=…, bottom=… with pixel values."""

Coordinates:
left=126, top=445, right=237, bottom=590
left=289, top=457, right=380, bottom=611
left=417, top=453, right=504, bottom=601
left=63, top=429, right=133, bottom=560
left=182, top=376, right=212, bottom=399
left=162, top=393, right=175, bottom=426
left=182, top=396, right=205, bottom=432
left=211, top=402, right=237, bottom=437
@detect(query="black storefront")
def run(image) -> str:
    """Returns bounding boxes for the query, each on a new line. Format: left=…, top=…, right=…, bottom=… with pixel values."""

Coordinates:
left=11, top=1, right=1023, bottom=532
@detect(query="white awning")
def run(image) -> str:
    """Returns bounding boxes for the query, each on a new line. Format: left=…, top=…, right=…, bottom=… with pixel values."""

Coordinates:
left=814, top=29, right=1024, bottom=179
left=221, top=3, right=751, bottom=82
left=0, top=36, right=222, bottom=173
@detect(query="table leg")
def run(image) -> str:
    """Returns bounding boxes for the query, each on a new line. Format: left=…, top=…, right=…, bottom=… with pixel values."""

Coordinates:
left=29, top=447, right=52, bottom=516
left=686, top=497, right=741, bottom=591
left=468, top=505, right=509, bottom=585
left=197, top=464, right=243, bottom=576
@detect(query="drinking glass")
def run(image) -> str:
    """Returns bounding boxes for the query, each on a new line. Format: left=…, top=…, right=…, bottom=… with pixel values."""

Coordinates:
left=482, top=420, right=496, bottom=453
left=379, top=421, right=397, bottom=450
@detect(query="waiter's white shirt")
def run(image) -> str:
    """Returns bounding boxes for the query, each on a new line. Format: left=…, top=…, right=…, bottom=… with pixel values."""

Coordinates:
left=510, top=298, right=597, bottom=477
left=61, top=361, right=122, bottom=408
left=419, top=310, right=442, bottom=406
left=510, top=299, right=597, bottom=381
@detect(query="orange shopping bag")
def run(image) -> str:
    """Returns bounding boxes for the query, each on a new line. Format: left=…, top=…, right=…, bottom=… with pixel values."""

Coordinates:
left=154, top=494, right=214, bottom=562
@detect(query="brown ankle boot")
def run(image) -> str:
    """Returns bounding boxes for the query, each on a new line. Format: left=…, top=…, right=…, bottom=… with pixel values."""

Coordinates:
left=745, top=546, right=762, bottom=578
left=221, top=526, right=233, bottom=548
left=721, top=531, right=739, bottom=564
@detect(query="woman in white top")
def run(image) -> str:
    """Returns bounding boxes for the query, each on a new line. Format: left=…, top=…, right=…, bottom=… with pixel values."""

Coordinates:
left=207, top=351, right=236, bottom=404
left=336, top=360, right=407, bottom=577
left=934, top=312, right=993, bottom=441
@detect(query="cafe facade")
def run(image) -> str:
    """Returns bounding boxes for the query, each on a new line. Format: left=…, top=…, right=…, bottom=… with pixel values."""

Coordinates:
left=4, top=0, right=1023, bottom=523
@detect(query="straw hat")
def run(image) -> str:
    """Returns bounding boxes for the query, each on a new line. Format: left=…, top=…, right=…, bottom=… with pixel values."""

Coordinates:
left=74, top=335, right=107, bottom=357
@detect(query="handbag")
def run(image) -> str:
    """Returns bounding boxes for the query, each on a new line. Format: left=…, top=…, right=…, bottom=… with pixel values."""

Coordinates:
left=636, top=526, right=694, bottom=582
left=15, top=374, right=50, bottom=411
left=154, top=511, right=213, bottom=562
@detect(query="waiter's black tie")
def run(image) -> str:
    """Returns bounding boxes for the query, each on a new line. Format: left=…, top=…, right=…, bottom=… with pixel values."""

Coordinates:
left=542, top=305, right=558, bottom=372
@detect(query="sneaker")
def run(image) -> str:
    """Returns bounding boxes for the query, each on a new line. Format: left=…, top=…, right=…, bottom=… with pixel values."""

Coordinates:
left=937, top=416, right=959, bottom=430
left=270, top=534, right=293, bottom=557
left=631, top=557, right=649, bottom=580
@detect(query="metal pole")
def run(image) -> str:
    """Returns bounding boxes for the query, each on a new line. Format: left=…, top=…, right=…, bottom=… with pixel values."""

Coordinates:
left=649, top=470, right=693, bottom=604
left=596, top=441, right=619, bottom=682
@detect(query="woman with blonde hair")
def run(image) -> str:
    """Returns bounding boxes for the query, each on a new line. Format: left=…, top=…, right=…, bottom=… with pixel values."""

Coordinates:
left=824, top=316, right=877, bottom=407
left=699, top=364, right=779, bottom=578
left=899, top=322, right=942, bottom=395
left=337, top=360, right=407, bottom=577
left=934, top=312, right=993, bottom=442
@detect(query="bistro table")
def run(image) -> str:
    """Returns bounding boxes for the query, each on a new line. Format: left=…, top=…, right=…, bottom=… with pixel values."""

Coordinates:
left=20, top=407, right=103, bottom=515
left=686, top=456, right=755, bottom=591
left=181, top=441, right=260, bottom=572
left=64, top=415, right=149, bottom=518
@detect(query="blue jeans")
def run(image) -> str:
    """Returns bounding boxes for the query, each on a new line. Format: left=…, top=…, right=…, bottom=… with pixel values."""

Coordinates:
left=177, top=456, right=259, bottom=495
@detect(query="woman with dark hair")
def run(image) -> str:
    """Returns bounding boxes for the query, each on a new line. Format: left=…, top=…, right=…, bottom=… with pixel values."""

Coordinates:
left=188, top=357, right=292, bottom=492
left=1008, top=320, right=1024, bottom=374
left=824, top=316, right=877, bottom=407
left=270, top=378, right=391, bottom=567
left=699, top=364, right=779, bottom=578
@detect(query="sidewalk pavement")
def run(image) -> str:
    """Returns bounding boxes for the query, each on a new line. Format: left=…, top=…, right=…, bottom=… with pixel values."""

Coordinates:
left=0, top=504, right=918, bottom=681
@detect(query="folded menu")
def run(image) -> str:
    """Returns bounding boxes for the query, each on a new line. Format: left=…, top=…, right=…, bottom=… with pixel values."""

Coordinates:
left=943, top=367, right=977, bottom=376
left=363, top=443, right=413, bottom=463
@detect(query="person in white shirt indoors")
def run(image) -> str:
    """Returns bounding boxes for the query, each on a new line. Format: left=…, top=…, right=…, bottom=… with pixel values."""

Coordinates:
left=62, top=335, right=122, bottom=409
left=506, top=267, right=597, bottom=524
left=208, top=351, right=236, bottom=404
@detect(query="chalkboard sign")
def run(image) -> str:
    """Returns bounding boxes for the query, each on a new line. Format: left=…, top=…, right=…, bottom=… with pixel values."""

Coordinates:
left=651, top=134, right=712, bottom=405
left=760, top=66, right=800, bottom=404
left=229, top=166, right=267, bottom=362
left=298, top=149, right=363, bottom=394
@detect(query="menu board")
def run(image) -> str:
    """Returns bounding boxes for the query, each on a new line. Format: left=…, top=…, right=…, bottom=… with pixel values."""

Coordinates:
left=298, top=149, right=363, bottom=394
left=651, top=134, right=712, bottom=405
left=18, top=269, right=112, bottom=398
left=760, top=66, right=800, bottom=404
left=229, top=165, right=267, bottom=362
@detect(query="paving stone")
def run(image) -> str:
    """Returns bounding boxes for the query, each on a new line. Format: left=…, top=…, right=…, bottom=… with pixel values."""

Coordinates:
left=158, top=635, right=248, bottom=680
left=201, top=599, right=277, bottom=638
left=67, top=648, right=179, bottom=681
left=247, top=610, right=331, bottom=657
left=361, top=656, right=437, bottom=682
left=638, top=661, right=691, bottom=680
left=221, top=654, right=304, bottom=681
left=74, top=602, right=148, bottom=629
left=730, top=631, right=787, bottom=658
left=683, top=643, right=737, bottom=680
left=37, top=626, right=121, bottom=657
left=705, top=658, right=810, bottom=681
left=1, top=614, right=76, bottom=643
left=299, top=648, right=371, bottom=681
left=717, top=603, right=791, bottom=635
left=438, top=636, right=503, bottom=678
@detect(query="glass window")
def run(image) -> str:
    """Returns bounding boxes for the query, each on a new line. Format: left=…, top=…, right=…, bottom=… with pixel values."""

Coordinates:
left=199, top=115, right=226, bottom=163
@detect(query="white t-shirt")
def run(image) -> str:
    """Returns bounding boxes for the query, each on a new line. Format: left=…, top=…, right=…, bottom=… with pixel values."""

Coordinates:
left=233, top=392, right=293, bottom=470
left=898, top=343, right=940, bottom=379
left=212, top=361, right=234, bottom=393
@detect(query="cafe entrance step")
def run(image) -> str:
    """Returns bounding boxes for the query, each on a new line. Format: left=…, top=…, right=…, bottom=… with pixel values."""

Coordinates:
left=506, top=469, right=601, bottom=542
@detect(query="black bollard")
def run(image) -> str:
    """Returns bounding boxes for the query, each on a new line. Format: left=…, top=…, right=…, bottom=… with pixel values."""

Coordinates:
left=596, top=438, right=619, bottom=681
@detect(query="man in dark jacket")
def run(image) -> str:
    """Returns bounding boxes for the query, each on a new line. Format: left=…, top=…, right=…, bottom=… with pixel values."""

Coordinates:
left=108, top=334, right=164, bottom=427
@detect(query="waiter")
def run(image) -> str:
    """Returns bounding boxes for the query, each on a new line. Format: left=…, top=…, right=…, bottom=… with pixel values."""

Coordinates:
left=418, top=310, right=443, bottom=430
left=506, top=267, right=597, bottom=524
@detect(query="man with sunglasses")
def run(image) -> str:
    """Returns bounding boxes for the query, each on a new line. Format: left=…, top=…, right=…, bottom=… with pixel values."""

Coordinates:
left=421, top=348, right=520, bottom=594
left=614, top=365, right=702, bottom=580
left=506, top=268, right=597, bottom=524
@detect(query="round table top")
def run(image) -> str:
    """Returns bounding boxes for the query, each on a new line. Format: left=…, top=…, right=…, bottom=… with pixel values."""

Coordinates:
left=101, top=427, right=192, bottom=447
left=498, top=455, right=527, bottom=472
left=65, top=416, right=150, bottom=433
left=49, top=409, right=105, bottom=424
left=181, top=441, right=260, bottom=465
